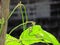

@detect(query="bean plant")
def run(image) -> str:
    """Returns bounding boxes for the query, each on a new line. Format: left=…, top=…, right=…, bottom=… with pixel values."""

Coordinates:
left=0, top=1, right=60, bottom=45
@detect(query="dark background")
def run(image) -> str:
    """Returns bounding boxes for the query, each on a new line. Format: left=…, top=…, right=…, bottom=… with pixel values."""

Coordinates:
left=7, top=0, right=60, bottom=45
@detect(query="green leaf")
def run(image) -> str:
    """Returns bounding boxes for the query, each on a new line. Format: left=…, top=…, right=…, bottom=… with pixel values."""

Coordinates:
left=19, top=25, right=59, bottom=45
left=39, top=29, right=60, bottom=45
left=5, top=34, right=20, bottom=45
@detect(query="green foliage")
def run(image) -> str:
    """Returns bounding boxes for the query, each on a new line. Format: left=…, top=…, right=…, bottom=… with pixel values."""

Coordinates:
left=5, top=25, right=60, bottom=45
left=2, top=1, right=60, bottom=45
left=19, top=25, right=60, bottom=45
left=5, top=34, right=20, bottom=45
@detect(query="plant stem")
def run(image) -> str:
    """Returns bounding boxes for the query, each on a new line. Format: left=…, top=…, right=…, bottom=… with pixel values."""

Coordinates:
left=8, top=1, right=28, bottom=31
left=23, top=6, right=28, bottom=22
left=0, top=0, right=10, bottom=45
left=0, top=18, right=4, bottom=35
left=9, top=21, right=35, bottom=34
left=19, top=5, right=25, bottom=31
left=19, top=2, right=28, bottom=31
left=8, top=3, right=20, bottom=20
left=23, top=5, right=28, bottom=31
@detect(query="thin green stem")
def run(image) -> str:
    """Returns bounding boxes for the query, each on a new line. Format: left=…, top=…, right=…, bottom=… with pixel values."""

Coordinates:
left=0, top=18, right=5, bottom=36
left=8, top=1, right=28, bottom=31
left=23, top=5, right=28, bottom=22
left=8, top=3, right=20, bottom=20
left=23, top=5, right=28, bottom=31
left=19, top=6, right=25, bottom=31
left=9, top=21, right=35, bottom=34
left=19, top=4, right=28, bottom=31
left=0, top=25, right=3, bottom=35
